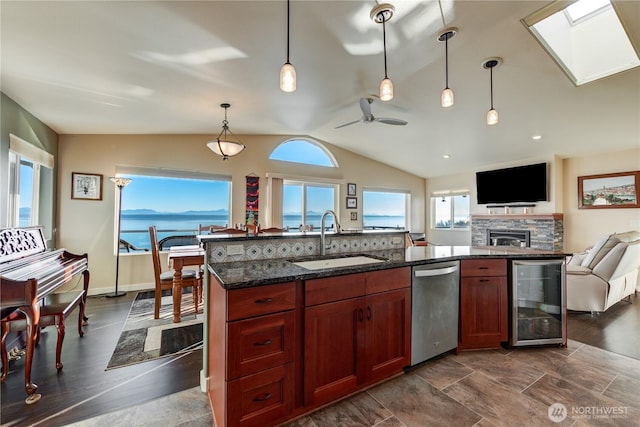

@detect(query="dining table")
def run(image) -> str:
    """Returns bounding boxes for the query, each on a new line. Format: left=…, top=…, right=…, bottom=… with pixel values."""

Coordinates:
left=167, top=245, right=205, bottom=323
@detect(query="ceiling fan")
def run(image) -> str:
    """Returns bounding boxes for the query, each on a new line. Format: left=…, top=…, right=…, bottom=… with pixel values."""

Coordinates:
left=335, top=97, right=408, bottom=129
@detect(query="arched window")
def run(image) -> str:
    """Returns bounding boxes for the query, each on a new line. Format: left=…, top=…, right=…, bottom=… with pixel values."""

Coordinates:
left=269, top=138, right=337, bottom=167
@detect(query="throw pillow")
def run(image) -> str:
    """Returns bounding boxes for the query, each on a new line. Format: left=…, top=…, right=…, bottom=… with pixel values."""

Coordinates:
left=580, top=234, right=621, bottom=270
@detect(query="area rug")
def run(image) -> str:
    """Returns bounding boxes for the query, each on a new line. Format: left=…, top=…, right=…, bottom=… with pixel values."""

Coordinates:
left=106, top=290, right=203, bottom=370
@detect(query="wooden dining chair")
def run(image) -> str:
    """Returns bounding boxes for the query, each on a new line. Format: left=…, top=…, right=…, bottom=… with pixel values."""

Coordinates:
left=198, top=224, right=227, bottom=234
left=148, top=226, right=201, bottom=319
left=210, top=228, right=247, bottom=235
left=259, top=227, right=289, bottom=233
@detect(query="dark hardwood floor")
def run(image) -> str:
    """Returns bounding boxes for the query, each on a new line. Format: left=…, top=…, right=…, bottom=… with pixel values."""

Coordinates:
left=1, top=292, right=202, bottom=427
left=567, top=292, right=640, bottom=360
left=1, top=290, right=638, bottom=426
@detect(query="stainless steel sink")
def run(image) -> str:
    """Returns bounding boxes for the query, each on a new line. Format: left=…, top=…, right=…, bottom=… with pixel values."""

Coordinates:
left=293, top=255, right=386, bottom=270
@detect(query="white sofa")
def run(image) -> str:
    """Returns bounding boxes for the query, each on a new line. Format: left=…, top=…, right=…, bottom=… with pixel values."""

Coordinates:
left=566, top=231, right=640, bottom=312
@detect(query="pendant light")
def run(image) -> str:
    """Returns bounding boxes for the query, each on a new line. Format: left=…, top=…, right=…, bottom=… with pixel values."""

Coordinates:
left=207, top=103, right=246, bottom=160
left=483, top=57, right=502, bottom=125
left=280, top=0, right=296, bottom=92
left=371, top=3, right=395, bottom=101
left=438, top=28, right=457, bottom=108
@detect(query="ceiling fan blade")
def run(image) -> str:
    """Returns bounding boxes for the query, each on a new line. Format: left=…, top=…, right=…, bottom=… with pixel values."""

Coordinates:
left=335, top=119, right=361, bottom=129
left=375, top=117, right=408, bottom=126
left=359, top=97, right=373, bottom=118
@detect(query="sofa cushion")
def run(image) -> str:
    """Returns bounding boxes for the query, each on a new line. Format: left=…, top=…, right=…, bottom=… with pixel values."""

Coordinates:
left=581, top=234, right=621, bottom=269
left=614, top=231, right=640, bottom=243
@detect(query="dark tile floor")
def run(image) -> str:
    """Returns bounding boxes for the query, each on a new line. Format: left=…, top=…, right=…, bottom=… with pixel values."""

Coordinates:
left=3, top=293, right=639, bottom=427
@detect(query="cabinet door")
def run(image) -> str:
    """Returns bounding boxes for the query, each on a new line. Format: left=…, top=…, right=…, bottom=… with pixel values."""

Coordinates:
left=304, top=297, right=364, bottom=407
left=364, top=288, right=411, bottom=384
left=459, top=276, right=508, bottom=350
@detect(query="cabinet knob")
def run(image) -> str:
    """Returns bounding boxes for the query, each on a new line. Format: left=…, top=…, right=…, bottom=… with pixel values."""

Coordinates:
left=254, top=339, right=272, bottom=346
left=367, top=306, right=372, bottom=320
left=255, top=297, right=273, bottom=304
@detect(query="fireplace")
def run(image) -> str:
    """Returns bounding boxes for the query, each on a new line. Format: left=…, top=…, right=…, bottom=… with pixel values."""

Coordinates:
left=487, top=229, right=530, bottom=247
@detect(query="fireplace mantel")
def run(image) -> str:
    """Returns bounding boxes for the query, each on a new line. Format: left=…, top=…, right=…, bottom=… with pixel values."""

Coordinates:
left=472, top=213, right=563, bottom=221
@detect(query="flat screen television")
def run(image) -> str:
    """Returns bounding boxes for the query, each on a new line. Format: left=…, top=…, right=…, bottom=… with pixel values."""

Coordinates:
left=476, top=162, right=547, bottom=204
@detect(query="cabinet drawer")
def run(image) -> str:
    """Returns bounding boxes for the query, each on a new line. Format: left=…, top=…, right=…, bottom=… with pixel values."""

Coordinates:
left=227, top=364, right=294, bottom=427
left=305, top=273, right=365, bottom=306
left=227, top=282, right=296, bottom=321
left=365, top=267, right=410, bottom=294
left=461, top=259, right=507, bottom=277
left=227, top=311, right=294, bottom=380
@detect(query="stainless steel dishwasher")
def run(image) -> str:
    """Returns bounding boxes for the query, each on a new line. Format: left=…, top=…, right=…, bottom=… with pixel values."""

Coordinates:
left=411, top=261, right=460, bottom=366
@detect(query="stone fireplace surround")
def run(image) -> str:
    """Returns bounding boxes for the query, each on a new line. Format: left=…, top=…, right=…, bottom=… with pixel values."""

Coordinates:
left=471, top=214, right=563, bottom=251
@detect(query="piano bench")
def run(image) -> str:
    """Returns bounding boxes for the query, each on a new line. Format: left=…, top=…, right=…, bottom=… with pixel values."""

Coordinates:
left=1, top=290, right=86, bottom=380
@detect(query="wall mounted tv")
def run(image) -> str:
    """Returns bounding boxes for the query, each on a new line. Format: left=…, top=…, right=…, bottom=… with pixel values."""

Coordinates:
left=476, top=162, right=548, bottom=205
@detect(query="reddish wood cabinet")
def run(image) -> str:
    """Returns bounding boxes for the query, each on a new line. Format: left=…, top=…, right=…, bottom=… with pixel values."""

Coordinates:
left=458, top=259, right=508, bottom=350
left=209, top=279, right=297, bottom=427
left=303, top=268, right=411, bottom=407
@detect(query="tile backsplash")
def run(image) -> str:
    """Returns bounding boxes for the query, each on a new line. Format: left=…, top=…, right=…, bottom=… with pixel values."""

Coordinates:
left=203, top=231, right=407, bottom=263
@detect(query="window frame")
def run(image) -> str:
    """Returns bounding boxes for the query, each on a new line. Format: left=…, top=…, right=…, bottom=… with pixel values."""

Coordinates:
left=114, top=166, right=233, bottom=253
left=282, top=178, right=339, bottom=230
left=431, top=191, right=470, bottom=231
left=7, top=134, right=55, bottom=240
left=361, top=188, right=410, bottom=230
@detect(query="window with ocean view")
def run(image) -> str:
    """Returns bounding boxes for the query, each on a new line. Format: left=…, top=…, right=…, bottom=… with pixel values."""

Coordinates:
left=362, top=190, right=408, bottom=230
left=283, top=181, right=336, bottom=230
left=8, top=135, right=55, bottom=239
left=433, top=194, right=470, bottom=230
left=118, top=172, right=231, bottom=252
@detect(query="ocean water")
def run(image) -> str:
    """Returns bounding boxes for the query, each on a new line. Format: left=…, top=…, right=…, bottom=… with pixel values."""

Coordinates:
left=119, top=213, right=405, bottom=251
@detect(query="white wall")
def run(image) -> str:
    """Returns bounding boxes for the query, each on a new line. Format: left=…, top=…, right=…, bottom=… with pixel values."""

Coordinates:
left=562, top=148, right=640, bottom=252
left=57, top=133, right=425, bottom=295
left=425, top=149, right=640, bottom=251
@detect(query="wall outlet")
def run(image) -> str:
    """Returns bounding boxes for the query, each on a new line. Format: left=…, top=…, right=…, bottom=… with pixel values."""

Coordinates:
left=392, top=236, right=403, bottom=245
left=226, top=244, right=244, bottom=256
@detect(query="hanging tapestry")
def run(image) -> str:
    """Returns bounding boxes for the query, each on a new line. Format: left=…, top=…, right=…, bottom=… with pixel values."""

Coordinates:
left=246, top=176, right=259, bottom=229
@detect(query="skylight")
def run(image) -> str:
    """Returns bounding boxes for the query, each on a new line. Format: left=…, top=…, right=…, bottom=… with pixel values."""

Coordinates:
left=522, top=0, right=640, bottom=86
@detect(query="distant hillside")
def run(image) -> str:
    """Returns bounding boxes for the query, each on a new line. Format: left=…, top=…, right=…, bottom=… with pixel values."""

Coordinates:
left=121, top=209, right=229, bottom=215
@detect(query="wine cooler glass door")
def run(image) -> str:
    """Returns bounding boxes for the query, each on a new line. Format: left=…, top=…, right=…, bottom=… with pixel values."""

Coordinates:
left=511, top=259, right=566, bottom=346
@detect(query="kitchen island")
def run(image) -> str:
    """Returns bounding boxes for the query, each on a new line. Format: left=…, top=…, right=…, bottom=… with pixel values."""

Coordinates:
left=201, top=232, right=566, bottom=427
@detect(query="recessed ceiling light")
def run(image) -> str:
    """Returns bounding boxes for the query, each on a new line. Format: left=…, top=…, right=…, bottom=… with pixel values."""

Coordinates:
left=443, top=154, right=451, bottom=159
left=532, top=135, right=542, bottom=140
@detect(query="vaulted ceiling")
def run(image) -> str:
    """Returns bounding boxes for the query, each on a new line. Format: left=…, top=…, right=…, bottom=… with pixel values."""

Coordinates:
left=2, top=1, right=638, bottom=178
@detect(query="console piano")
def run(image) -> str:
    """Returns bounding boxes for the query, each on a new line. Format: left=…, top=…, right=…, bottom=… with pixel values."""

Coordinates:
left=0, top=226, right=89, bottom=404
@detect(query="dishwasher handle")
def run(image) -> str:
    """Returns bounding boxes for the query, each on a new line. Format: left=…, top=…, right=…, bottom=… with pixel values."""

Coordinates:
left=414, top=265, right=458, bottom=277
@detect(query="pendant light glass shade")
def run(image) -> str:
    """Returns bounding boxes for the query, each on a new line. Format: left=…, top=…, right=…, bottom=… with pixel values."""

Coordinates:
left=487, top=108, right=499, bottom=125
left=438, top=28, right=457, bottom=108
left=280, top=0, right=296, bottom=92
left=380, top=77, right=394, bottom=101
left=207, top=103, right=246, bottom=161
left=280, top=62, right=296, bottom=92
left=441, top=88, right=454, bottom=108
left=483, top=57, right=502, bottom=126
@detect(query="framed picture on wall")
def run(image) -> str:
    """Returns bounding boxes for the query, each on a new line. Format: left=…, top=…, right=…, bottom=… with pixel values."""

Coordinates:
left=578, top=171, right=640, bottom=209
left=346, top=197, right=357, bottom=209
left=347, top=183, right=357, bottom=196
left=71, top=172, right=103, bottom=200
left=350, top=211, right=357, bottom=221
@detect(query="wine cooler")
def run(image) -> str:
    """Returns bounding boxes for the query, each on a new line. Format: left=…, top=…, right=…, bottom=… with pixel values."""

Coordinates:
left=511, top=259, right=566, bottom=346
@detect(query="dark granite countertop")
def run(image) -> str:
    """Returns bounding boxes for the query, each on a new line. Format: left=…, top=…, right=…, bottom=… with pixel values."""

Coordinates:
left=208, top=245, right=568, bottom=290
